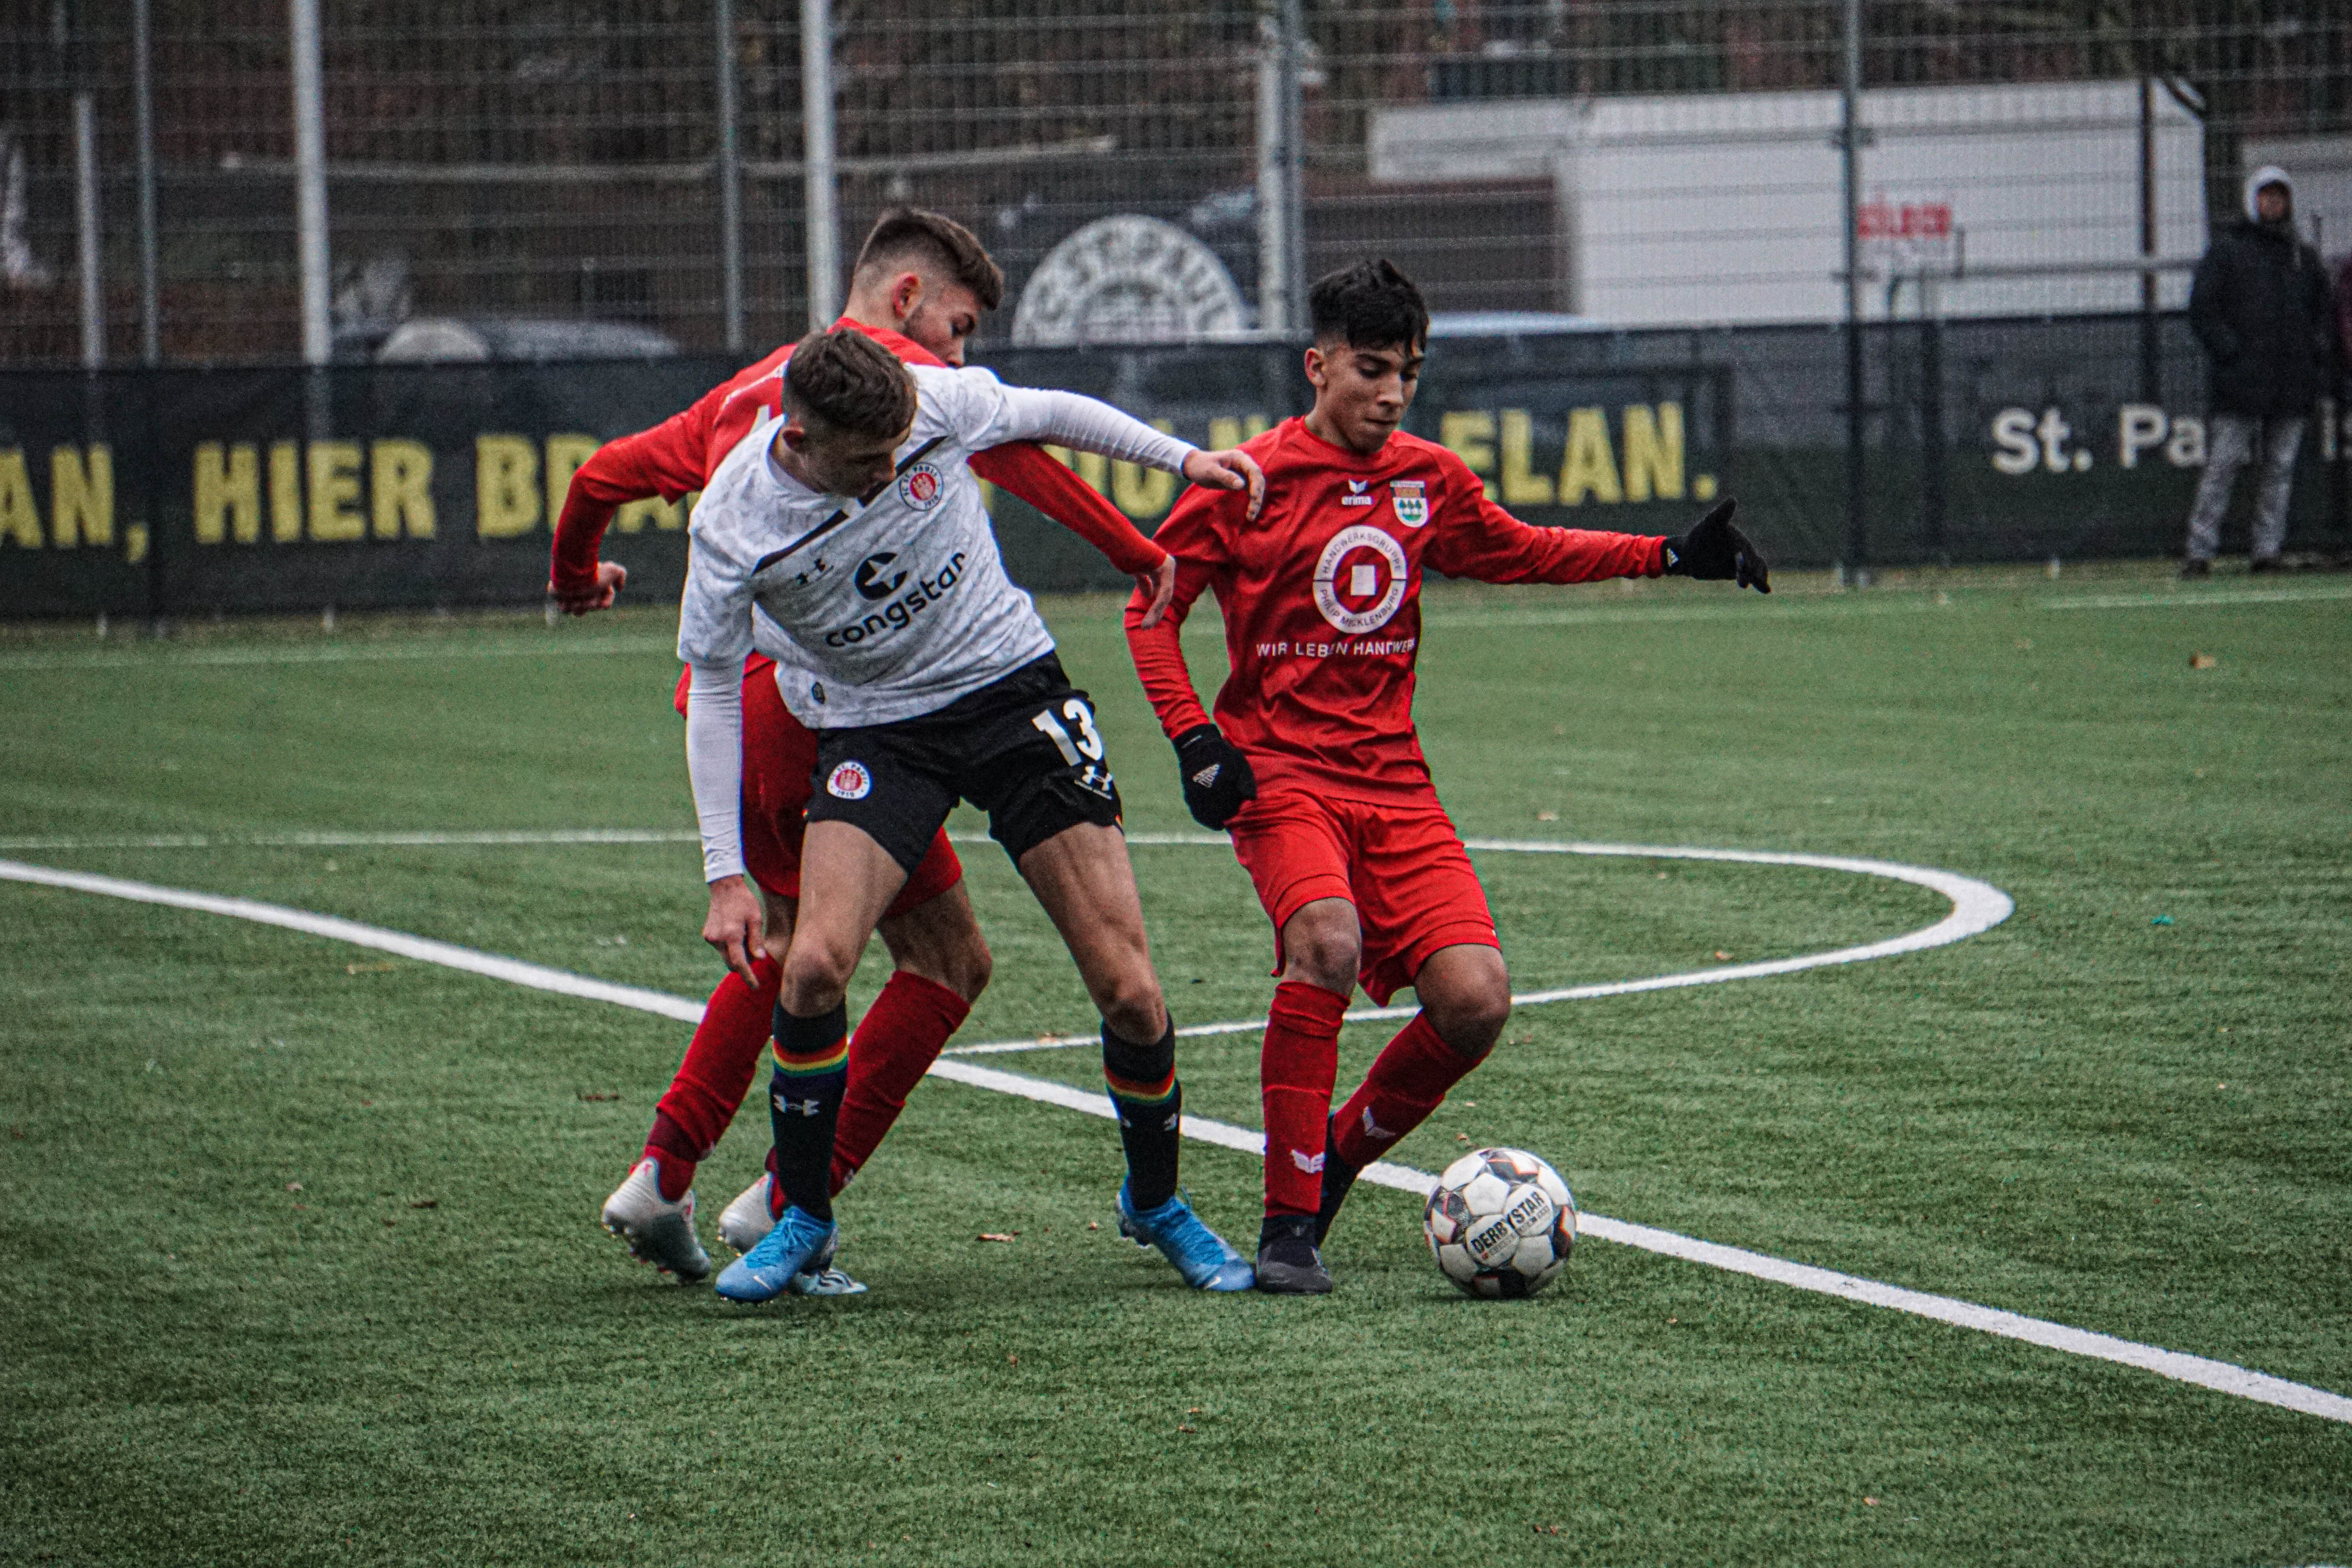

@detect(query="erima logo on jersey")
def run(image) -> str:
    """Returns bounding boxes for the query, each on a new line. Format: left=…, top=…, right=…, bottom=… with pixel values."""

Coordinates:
left=1340, top=478, right=1374, bottom=507
left=1290, top=1148, right=1327, bottom=1174
left=826, top=761, right=873, bottom=800
left=1390, top=480, right=1428, bottom=527
left=822, top=551, right=968, bottom=647
left=854, top=552, right=908, bottom=601
left=896, top=463, right=945, bottom=510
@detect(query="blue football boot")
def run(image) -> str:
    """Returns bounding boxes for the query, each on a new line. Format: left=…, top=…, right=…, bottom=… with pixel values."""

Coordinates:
left=713, top=1205, right=838, bottom=1304
left=1117, top=1183, right=1255, bottom=1292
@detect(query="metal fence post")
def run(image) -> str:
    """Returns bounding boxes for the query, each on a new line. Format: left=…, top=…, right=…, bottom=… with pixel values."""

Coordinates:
left=1840, top=0, right=1866, bottom=578
left=716, top=0, right=745, bottom=353
left=134, top=0, right=160, bottom=365
left=74, top=91, right=102, bottom=369
left=1279, top=0, right=1306, bottom=328
left=1256, top=0, right=1306, bottom=334
left=801, top=0, right=839, bottom=330
left=290, top=0, right=330, bottom=367
left=1254, top=8, right=1287, bottom=334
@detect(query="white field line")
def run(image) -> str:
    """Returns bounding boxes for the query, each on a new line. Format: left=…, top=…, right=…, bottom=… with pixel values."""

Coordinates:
left=946, top=838, right=2014, bottom=1055
left=0, top=636, right=675, bottom=673
left=0, top=859, right=701, bottom=1027
left=0, top=828, right=703, bottom=852
left=1416, top=597, right=1945, bottom=631
left=2, top=855, right=2345, bottom=1427
left=2044, top=584, right=2352, bottom=612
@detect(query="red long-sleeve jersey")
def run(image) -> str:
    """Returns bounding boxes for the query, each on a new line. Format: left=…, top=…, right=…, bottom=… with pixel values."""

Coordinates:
left=1125, top=417, right=1665, bottom=803
left=548, top=318, right=1165, bottom=596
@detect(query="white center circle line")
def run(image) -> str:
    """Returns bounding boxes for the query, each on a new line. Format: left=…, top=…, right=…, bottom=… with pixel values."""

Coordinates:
left=3, top=848, right=2342, bottom=1426
left=943, top=836, right=2014, bottom=1055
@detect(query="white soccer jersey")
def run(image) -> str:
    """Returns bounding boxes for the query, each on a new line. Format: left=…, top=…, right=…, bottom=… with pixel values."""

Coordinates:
left=676, top=362, right=1197, bottom=880
left=678, top=362, right=1190, bottom=729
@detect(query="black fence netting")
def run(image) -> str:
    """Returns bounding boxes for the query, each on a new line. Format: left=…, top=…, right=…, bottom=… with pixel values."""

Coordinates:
left=0, top=312, right=2343, bottom=619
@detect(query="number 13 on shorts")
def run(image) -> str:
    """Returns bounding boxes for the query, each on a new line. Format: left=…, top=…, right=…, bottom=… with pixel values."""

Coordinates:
left=1031, top=697, right=1106, bottom=765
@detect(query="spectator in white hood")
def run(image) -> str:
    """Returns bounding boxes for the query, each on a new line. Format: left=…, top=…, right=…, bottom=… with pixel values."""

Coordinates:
left=2180, top=166, right=2335, bottom=576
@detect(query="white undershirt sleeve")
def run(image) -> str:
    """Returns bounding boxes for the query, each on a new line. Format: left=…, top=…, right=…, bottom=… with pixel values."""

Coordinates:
left=684, top=661, right=747, bottom=884
left=993, top=385, right=1198, bottom=472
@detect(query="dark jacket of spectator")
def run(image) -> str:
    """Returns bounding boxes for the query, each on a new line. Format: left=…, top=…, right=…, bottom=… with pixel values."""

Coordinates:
left=2334, top=252, right=2352, bottom=382
left=2189, top=167, right=2334, bottom=418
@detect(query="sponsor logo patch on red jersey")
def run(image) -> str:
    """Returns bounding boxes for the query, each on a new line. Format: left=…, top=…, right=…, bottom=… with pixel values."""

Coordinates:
left=826, top=761, right=873, bottom=800
left=1311, top=524, right=1408, bottom=634
left=896, top=464, right=944, bottom=510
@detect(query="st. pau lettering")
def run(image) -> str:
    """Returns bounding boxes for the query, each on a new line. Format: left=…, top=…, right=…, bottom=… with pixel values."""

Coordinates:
left=1987, top=406, right=2211, bottom=476
left=1434, top=403, right=1712, bottom=507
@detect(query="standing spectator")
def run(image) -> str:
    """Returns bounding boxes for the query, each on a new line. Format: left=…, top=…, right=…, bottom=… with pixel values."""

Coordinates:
left=2181, top=166, right=2334, bottom=577
left=2336, top=245, right=2352, bottom=562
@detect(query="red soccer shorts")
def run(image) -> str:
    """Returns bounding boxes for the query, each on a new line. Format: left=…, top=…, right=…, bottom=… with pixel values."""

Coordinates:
left=696, top=660, right=963, bottom=918
left=1225, top=787, right=1498, bottom=1005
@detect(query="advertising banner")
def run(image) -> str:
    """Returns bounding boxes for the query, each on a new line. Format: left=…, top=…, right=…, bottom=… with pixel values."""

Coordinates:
left=0, top=315, right=2340, bottom=619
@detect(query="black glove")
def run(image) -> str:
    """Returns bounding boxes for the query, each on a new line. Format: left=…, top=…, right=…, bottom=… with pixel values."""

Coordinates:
left=1662, top=498, right=1769, bottom=593
left=1173, top=724, right=1257, bottom=831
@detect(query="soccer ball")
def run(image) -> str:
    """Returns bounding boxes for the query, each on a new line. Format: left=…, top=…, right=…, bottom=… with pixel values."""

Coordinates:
left=1424, top=1146, right=1577, bottom=1299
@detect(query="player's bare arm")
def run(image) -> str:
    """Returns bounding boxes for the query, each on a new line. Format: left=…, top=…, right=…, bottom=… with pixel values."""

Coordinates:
left=701, top=874, right=767, bottom=987
left=1182, top=447, right=1266, bottom=517
left=552, top=559, right=628, bottom=615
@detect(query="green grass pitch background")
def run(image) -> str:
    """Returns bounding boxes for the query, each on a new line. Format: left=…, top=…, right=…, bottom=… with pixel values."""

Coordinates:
left=0, top=563, right=2346, bottom=1565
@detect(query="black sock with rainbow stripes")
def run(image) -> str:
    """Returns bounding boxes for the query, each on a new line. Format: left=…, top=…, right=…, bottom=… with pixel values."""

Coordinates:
left=768, top=1001, right=849, bottom=1225
left=1102, top=1018, right=1181, bottom=1212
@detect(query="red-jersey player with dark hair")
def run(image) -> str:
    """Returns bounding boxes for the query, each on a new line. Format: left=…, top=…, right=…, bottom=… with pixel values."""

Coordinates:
left=555, top=208, right=1176, bottom=1290
left=1125, top=257, right=1769, bottom=1293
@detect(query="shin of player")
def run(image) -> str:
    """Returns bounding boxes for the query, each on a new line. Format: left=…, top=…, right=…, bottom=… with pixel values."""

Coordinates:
left=1127, top=258, right=1769, bottom=1294
left=686, top=328, right=1268, bottom=1300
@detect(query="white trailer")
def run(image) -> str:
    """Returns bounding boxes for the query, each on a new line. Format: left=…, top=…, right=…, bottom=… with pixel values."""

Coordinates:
left=1369, top=80, right=2209, bottom=326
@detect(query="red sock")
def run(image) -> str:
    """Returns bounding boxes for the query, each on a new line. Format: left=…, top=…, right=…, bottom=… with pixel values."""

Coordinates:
left=644, top=955, right=783, bottom=1200
left=1332, top=1011, right=1479, bottom=1170
left=1260, top=980, right=1349, bottom=1217
left=829, top=972, right=973, bottom=1194
left=642, top=1111, right=701, bottom=1200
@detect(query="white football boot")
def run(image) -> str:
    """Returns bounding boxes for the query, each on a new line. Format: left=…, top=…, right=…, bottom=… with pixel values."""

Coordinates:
left=717, top=1173, right=776, bottom=1254
left=717, top=1171, right=866, bottom=1296
left=599, top=1158, right=711, bottom=1283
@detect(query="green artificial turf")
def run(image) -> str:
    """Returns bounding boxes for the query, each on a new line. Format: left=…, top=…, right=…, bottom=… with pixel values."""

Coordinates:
left=1, top=563, right=2346, bottom=1566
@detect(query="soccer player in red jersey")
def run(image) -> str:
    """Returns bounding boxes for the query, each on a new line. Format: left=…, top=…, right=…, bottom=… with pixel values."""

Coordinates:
left=1125, top=259, right=1770, bottom=1292
left=554, top=209, right=1177, bottom=1287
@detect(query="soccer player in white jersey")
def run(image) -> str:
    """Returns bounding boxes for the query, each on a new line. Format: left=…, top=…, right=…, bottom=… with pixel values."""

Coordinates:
left=677, top=327, right=1268, bottom=1301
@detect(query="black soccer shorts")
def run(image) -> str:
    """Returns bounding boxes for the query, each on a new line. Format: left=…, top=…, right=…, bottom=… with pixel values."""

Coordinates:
left=804, top=652, right=1124, bottom=874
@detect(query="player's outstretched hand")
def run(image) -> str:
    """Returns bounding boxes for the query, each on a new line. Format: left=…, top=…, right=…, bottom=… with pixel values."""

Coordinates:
left=1183, top=448, right=1267, bottom=520
left=548, top=560, right=628, bottom=615
left=702, top=875, right=766, bottom=986
left=1173, top=724, right=1257, bottom=831
left=1662, top=499, right=1768, bottom=592
left=1133, top=552, right=1178, bottom=630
